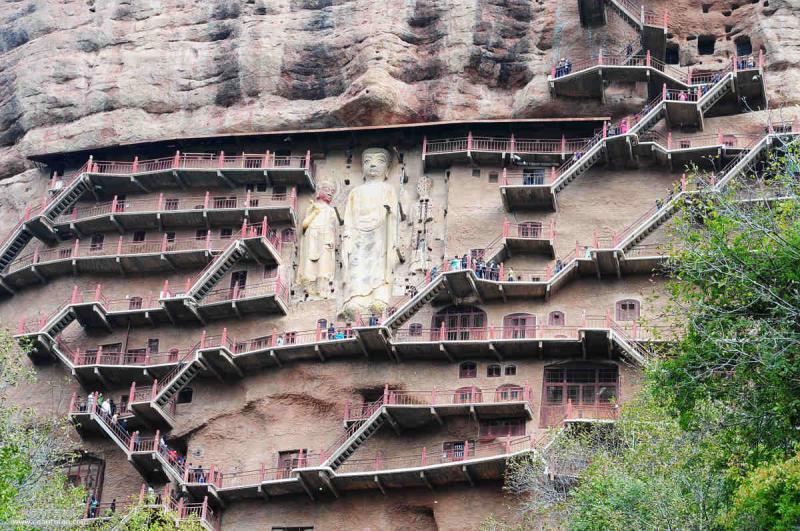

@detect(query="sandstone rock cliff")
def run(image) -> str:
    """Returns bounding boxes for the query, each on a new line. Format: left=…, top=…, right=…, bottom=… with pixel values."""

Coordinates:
left=0, top=0, right=797, bottom=211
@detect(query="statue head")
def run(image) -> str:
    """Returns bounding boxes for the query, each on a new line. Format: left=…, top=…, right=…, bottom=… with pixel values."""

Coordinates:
left=361, top=148, right=391, bottom=181
left=317, top=181, right=336, bottom=203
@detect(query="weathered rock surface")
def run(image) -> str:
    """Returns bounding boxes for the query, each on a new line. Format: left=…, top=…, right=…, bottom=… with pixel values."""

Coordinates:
left=0, top=0, right=797, bottom=184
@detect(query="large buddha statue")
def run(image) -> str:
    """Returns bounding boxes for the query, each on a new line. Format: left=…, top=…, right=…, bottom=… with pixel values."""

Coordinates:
left=297, top=181, right=338, bottom=297
left=341, top=148, right=399, bottom=316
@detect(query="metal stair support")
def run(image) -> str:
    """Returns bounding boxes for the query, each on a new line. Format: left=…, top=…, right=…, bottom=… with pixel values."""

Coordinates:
left=552, top=136, right=606, bottom=192
left=153, top=356, right=204, bottom=407
left=384, top=276, right=447, bottom=330
left=698, top=73, right=734, bottom=114
left=0, top=227, right=33, bottom=273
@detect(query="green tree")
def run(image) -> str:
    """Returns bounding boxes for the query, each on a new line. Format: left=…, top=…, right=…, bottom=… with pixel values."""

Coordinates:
left=502, top=137, right=800, bottom=530
left=0, top=329, right=85, bottom=527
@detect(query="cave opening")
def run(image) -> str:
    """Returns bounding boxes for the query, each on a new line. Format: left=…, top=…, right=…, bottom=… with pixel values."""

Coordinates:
left=735, top=35, right=752, bottom=56
left=698, top=35, right=716, bottom=55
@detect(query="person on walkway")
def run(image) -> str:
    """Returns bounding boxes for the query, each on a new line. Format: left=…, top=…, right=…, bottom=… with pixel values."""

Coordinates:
left=118, top=417, right=128, bottom=435
left=584, top=246, right=592, bottom=259
left=89, top=496, right=98, bottom=518
left=449, top=255, right=460, bottom=270
left=487, top=260, right=497, bottom=280
left=625, top=42, right=633, bottom=57
left=110, top=499, right=116, bottom=514
left=100, top=398, right=111, bottom=416
left=327, top=324, right=336, bottom=340
left=475, top=259, right=485, bottom=279
left=461, top=254, right=468, bottom=269
left=334, top=329, right=345, bottom=340
left=276, top=334, right=285, bottom=346
left=430, top=265, right=439, bottom=279
left=555, top=258, right=563, bottom=273
left=507, top=267, right=515, bottom=282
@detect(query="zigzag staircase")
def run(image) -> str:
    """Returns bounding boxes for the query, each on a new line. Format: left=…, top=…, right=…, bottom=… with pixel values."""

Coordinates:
left=0, top=226, right=34, bottom=273
left=552, top=136, right=606, bottom=193
left=323, top=406, right=386, bottom=470
left=698, top=73, right=734, bottom=114
left=186, top=242, right=247, bottom=302
left=153, top=352, right=204, bottom=408
left=384, top=276, right=447, bottom=330
left=606, top=0, right=642, bottom=30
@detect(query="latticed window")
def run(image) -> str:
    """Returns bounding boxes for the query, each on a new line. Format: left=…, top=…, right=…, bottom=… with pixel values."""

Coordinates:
left=432, top=305, right=486, bottom=341
left=282, top=228, right=295, bottom=243
left=487, top=364, right=501, bottom=377
left=128, top=297, right=142, bottom=310
left=409, top=323, right=423, bottom=336
left=543, top=364, right=618, bottom=406
left=479, top=418, right=525, bottom=438
left=616, top=299, right=640, bottom=321
left=503, top=313, right=535, bottom=339
left=504, top=364, right=517, bottom=376
left=454, top=386, right=482, bottom=403
left=518, top=221, right=542, bottom=238
left=496, top=384, right=523, bottom=401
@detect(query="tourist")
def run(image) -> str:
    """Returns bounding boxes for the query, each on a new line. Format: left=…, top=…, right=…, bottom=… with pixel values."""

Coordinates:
left=101, top=398, right=111, bottom=416
left=564, top=58, right=572, bottom=75
left=86, top=393, right=95, bottom=412
left=574, top=151, right=583, bottom=160
left=555, top=258, right=563, bottom=273
left=475, top=259, right=485, bottom=279
left=327, top=324, right=335, bottom=340
left=620, top=120, right=629, bottom=134
left=430, top=265, right=439, bottom=279
left=334, top=329, right=345, bottom=340
left=118, top=417, right=128, bottom=436
left=344, top=323, right=353, bottom=338
left=449, top=255, right=460, bottom=270
left=110, top=499, right=116, bottom=514
left=89, top=495, right=98, bottom=518
left=656, top=197, right=663, bottom=210
left=556, top=58, right=565, bottom=77
left=507, top=267, right=515, bottom=282
left=110, top=412, right=118, bottom=427
left=584, top=246, right=592, bottom=259
left=368, top=314, right=379, bottom=327
left=625, top=42, right=633, bottom=57
left=747, top=56, right=755, bottom=69
left=276, top=334, right=285, bottom=346
left=461, top=253, right=468, bottom=269
left=678, top=91, right=688, bottom=102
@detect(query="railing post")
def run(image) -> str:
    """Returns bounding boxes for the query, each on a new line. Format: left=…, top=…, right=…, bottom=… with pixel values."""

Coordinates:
left=218, top=151, right=225, bottom=168
left=204, top=191, right=210, bottom=210
left=463, top=440, right=469, bottom=460
left=344, top=401, right=351, bottom=422
left=646, top=50, right=651, bottom=67
left=201, top=496, right=208, bottom=520
left=151, top=380, right=158, bottom=401
left=688, top=68, right=693, bottom=85
left=733, top=54, right=738, bottom=72
left=71, top=284, right=79, bottom=304
left=509, top=134, right=516, bottom=154
left=431, top=388, right=437, bottom=405
left=305, top=150, right=311, bottom=170
left=662, top=83, right=667, bottom=101
left=95, top=345, right=102, bottom=365
left=173, top=151, right=180, bottom=169
left=261, top=217, right=268, bottom=237
left=422, top=136, right=427, bottom=158
left=664, top=11, right=669, bottom=28
left=115, top=235, right=123, bottom=255
left=502, top=219, right=509, bottom=238
left=467, top=131, right=473, bottom=153
left=501, top=167, right=507, bottom=186
left=759, top=48, right=764, bottom=70
left=598, top=49, right=603, bottom=66
left=566, top=399, right=573, bottom=421
left=439, top=321, right=446, bottom=341
left=111, top=195, right=118, bottom=214
left=605, top=309, right=612, bottom=328
left=717, top=129, right=723, bottom=145
left=499, top=262, right=505, bottom=280
left=681, top=173, right=687, bottom=191
left=132, top=156, right=139, bottom=173
left=69, top=391, right=77, bottom=413
left=240, top=220, right=247, bottom=239
left=161, top=234, right=167, bottom=252
left=94, top=283, right=102, bottom=301
left=602, top=122, right=607, bottom=138
left=200, top=330, right=207, bottom=349
left=560, top=134, right=566, bottom=155
left=632, top=321, right=639, bottom=339
left=183, top=464, right=190, bottom=483
left=206, top=229, right=211, bottom=250
left=550, top=166, right=556, bottom=182
left=87, top=155, right=94, bottom=173
left=129, top=430, right=138, bottom=452
left=128, top=382, right=135, bottom=410
left=667, top=132, right=672, bottom=150
left=139, top=483, right=146, bottom=504
left=259, top=463, right=266, bottom=482
left=184, top=277, right=191, bottom=293
left=421, top=446, right=427, bottom=466
left=383, top=383, right=389, bottom=404
left=551, top=64, right=556, bottom=78
left=245, top=189, right=251, bottom=209
left=157, top=192, right=164, bottom=211
left=489, top=325, right=495, bottom=340
left=73, top=239, right=80, bottom=258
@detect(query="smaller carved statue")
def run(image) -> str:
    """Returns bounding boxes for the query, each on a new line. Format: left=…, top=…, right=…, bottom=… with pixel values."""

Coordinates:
left=297, top=181, right=338, bottom=297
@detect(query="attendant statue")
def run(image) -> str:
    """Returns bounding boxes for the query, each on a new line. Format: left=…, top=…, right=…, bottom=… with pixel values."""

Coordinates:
left=297, top=182, right=338, bottom=297
left=341, top=148, right=399, bottom=316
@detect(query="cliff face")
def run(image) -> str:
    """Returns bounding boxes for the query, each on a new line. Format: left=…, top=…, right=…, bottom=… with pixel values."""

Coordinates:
left=0, top=0, right=797, bottom=179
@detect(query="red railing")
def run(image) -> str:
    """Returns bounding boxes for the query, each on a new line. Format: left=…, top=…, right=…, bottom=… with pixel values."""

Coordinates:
left=57, top=189, right=296, bottom=225
left=8, top=236, right=229, bottom=274
left=423, top=134, right=595, bottom=157
left=540, top=401, right=620, bottom=427
left=86, top=150, right=312, bottom=177
left=344, top=383, right=532, bottom=422
left=334, top=435, right=534, bottom=474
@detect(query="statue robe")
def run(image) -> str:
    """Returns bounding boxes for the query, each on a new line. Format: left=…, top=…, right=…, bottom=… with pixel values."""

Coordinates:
left=342, top=179, right=398, bottom=313
left=297, top=200, right=338, bottom=292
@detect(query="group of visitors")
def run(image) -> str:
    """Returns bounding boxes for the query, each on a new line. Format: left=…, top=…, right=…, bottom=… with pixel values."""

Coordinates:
left=84, top=495, right=116, bottom=519
left=326, top=322, right=354, bottom=340
left=737, top=56, right=756, bottom=70
left=555, top=58, right=573, bottom=77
